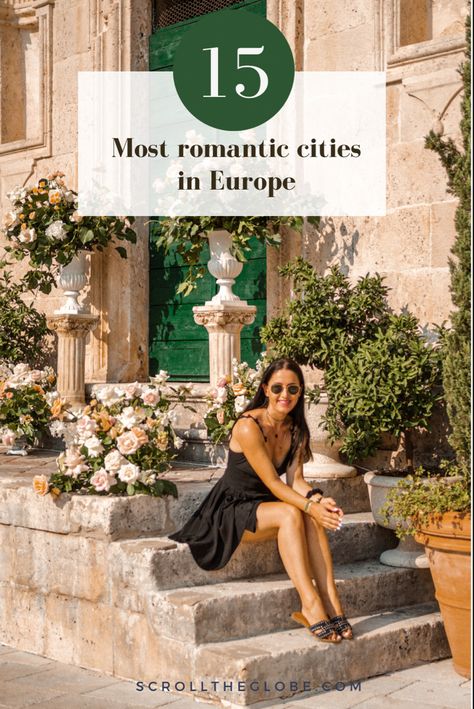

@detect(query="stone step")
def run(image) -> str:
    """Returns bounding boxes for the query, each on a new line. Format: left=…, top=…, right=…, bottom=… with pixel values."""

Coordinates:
left=113, top=513, right=397, bottom=594
left=147, top=561, right=435, bottom=644
left=190, top=603, right=449, bottom=706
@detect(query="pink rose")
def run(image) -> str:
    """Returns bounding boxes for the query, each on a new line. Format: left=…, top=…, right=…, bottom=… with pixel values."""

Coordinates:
left=90, top=468, right=116, bottom=492
left=2, top=431, right=16, bottom=447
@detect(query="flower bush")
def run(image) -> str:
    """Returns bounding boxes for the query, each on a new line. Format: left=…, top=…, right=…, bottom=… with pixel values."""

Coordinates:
left=35, top=372, right=192, bottom=498
left=2, top=173, right=137, bottom=294
left=204, top=358, right=268, bottom=444
left=204, top=355, right=320, bottom=445
left=0, top=362, right=60, bottom=446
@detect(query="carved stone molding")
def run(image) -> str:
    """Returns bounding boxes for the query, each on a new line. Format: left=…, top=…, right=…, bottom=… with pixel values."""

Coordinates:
left=193, top=303, right=256, bottom=386
left=47, top=313, right=100, bottom=337
left=193, top=306, right=257, bottom=329
left=386, top=0, right=466, bottom=71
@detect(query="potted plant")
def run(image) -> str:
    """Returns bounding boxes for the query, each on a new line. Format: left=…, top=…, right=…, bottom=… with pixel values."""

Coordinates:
left=155, top=215, right=316, bottom=296
left=382, top=17, right=471, bottom=678
left=2, top=173, right=137, bottom=304
left=262, top=258, right=442, bottom=566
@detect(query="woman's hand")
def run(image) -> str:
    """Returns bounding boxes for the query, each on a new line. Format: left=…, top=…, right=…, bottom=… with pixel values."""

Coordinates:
left=307, top=496, right=343, bottom=530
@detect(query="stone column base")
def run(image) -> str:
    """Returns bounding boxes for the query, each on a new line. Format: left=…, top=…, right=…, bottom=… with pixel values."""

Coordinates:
left=193, top=303, right=256, bottom=387
left=47, top=313, right=99, bottom=405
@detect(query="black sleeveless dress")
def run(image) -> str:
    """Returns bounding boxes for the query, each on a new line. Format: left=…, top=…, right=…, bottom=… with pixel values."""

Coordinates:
left=168, top=415, right=293, bottom=570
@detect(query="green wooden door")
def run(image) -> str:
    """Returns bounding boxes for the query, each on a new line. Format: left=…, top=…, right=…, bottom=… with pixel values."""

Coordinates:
left=149, top=0, right=267, bottom=381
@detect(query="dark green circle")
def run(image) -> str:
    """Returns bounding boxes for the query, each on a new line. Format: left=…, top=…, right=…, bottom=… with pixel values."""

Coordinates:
left=173, top=10, right=295, bottom=131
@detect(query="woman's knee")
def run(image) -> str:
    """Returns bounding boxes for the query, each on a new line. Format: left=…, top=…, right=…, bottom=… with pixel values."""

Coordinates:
left=279, top=503, right=304, bottom=528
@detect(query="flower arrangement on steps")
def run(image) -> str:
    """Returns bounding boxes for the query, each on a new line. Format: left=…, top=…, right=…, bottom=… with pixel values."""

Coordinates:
left=32, top=373, right=192, bottom=499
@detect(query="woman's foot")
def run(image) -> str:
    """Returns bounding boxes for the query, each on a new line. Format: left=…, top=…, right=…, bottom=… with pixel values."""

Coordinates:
left=330, top=614, right=353, bottom=640
left=299, top=601, right=341, bottom=643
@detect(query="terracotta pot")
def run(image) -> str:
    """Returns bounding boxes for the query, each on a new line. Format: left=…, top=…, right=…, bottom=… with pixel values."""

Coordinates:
left=415, top=512, right=471, bottom=678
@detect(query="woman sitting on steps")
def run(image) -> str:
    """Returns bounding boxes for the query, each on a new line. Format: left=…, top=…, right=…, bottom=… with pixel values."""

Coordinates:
left=169, top=357, right=353, bottom=643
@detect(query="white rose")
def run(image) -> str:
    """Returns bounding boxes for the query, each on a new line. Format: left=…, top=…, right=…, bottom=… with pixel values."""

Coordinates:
left=117, top=406, right=139, bottom=429
left=150, top=369, right=169, bottom=386
left=83, top=435, right=104, bottom=457
left=68, top=463, right=89, bottom=479
left=76, top=415, right=97, bottom=440
left=140, top=388, right=160, bottom=406
left=18, top=227, right=36, bottom=244
left=104, top=449, right=127, bottom=472
left=216, top=386, right=228, bottom=404
left=118, top=462, right=140, bottom=484
left=45, top=220, right=67, bottom=241
left=64, top=446, right=86, bottom=469
left=95, top=386, right=122, bottom=405
left=3, top=211, right=19, bottom=229
left=90, top=468, right=116, bottom=492
left=234, top=395, right=248, bottom=414
left=122, top=382, right=142, bottom=398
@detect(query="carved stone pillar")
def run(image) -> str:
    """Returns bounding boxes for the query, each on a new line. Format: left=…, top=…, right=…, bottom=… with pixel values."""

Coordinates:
left=47, top=314, right=99, bottom=405
left=193, top=304, right=256, bottom=387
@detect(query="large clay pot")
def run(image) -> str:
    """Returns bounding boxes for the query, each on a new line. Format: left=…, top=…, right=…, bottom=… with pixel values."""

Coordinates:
left=415, top=512, right=471, bottom=678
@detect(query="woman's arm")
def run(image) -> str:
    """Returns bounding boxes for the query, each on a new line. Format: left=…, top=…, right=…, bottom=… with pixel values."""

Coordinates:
left=233, top=419, right=341, bottom=529
left=286, top=443, right=344, bottom=519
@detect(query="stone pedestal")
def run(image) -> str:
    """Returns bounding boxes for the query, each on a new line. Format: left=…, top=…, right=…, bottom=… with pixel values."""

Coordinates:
left=193, top=304, right=256, bottom=387
left=304, top=392, right=356, bottom=479
left=47, top=314, right=99, bottom=405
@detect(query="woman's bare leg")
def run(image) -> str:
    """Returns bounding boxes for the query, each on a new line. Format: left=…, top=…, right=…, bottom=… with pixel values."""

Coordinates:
left=242, top=501, right=338, bottom=635
left=302, top=514, right=344, bottom=618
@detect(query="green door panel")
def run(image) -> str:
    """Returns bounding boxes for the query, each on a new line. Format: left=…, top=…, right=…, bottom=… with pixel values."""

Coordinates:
left=149, top=0, right=267, bottom=381
left=149, top=0, right=267, bottom=71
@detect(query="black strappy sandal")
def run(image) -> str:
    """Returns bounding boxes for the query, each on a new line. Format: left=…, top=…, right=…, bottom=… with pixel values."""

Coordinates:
left=330, top=614, right=354, bottom=640
left=291, top=612, right=342, bottom=644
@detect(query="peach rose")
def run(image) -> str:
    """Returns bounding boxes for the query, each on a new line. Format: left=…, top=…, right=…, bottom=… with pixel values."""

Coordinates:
left=33, top=475, right=49, bottom=496
left=232, top=383, right=247, bottom=396
left=116, top=430, right=141, bottom=455
left=131, top=426, right=149, bottom=447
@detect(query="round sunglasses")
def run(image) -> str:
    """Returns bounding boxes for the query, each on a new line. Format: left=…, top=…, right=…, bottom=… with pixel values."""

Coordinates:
left=270, top=383, right=301, bottom=396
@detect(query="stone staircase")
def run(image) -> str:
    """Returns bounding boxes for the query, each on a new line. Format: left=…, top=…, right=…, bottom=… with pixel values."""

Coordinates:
left=110, top=473, right=450, bottom=706
left=0, top=458, right=450, bottom=706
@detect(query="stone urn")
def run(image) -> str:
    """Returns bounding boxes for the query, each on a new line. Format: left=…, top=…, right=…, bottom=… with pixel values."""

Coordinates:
left=415, top=512, right=471, bottom=678
left=364, top=471, right=428, bottom=568
left=206, top=230, right=244, bottom=304
left=55, top=251, right=88, bottom=314
left=303, top=391, right=356, bottom=479
left=5, top=433, right=29, bottom=456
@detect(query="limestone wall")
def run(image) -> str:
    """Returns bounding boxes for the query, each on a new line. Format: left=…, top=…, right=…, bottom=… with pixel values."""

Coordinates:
left=0, top=0, right=469, bottom=382
left=0, top=0, right=151, bottom=382
left=267, top=0, right=467, bottom=331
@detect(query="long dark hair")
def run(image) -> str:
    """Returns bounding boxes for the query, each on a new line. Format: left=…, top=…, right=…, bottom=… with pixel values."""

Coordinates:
left=240, top=357, right=313, bottom=466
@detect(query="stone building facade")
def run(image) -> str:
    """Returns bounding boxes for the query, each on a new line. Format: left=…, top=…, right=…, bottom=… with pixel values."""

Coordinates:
left=0, top=0, right=468, bottom=386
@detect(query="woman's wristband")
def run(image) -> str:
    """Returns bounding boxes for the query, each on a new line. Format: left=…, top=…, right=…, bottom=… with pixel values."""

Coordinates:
left=304, top=499, right=314, bottom=513
left=306, top=487, right=324, bottom=500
